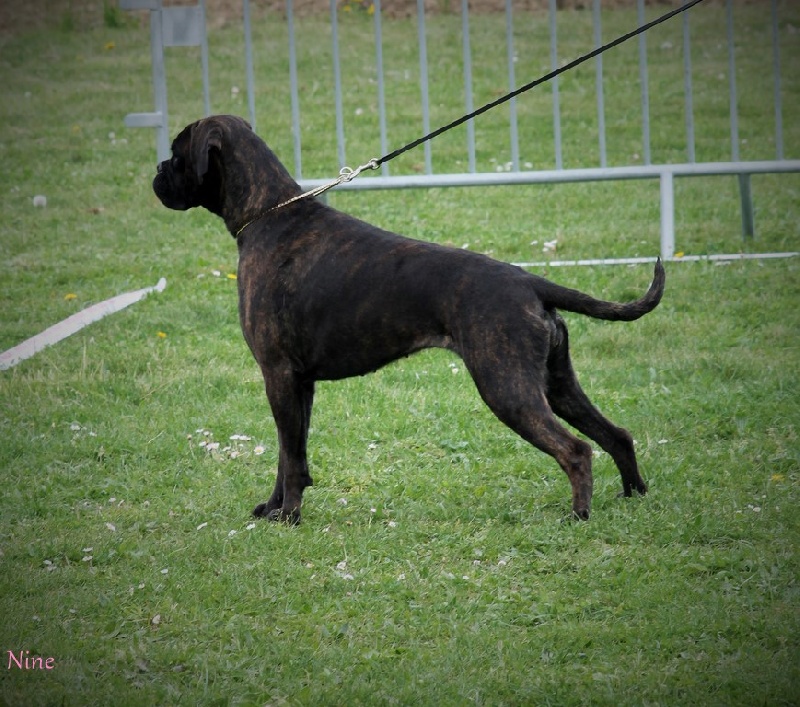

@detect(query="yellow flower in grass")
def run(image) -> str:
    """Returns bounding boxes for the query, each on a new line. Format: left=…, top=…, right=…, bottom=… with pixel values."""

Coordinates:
left=64, top=293, right=77, bottom=301
left=156, top=331, right=167, bottom=339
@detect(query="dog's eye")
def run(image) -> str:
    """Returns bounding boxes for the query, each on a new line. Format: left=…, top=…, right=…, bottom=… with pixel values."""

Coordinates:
left=171, top=155, right=185, bottom=172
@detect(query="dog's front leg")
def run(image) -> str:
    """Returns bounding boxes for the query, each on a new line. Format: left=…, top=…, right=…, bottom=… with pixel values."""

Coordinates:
left=252, top=367, right=314, bottom=525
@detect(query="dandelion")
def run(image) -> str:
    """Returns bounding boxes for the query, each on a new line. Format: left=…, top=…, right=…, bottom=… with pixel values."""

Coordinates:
left=104, top=41, right=116, bottom=51
left=64, top=292, right=77, bottom=301
left=226, top=273, right=237, bottom=280
left=157, top=331, right=167, bottom=339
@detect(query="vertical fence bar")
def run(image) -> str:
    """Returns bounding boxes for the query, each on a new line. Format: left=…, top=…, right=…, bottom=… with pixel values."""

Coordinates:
left=330, top=0, right=346, bottom=168
left=373, top=0, right=389, bottom=176
left=660, top=171, right=675, bottom=259
left=738, top=174, right=754, bottom=238
left=548, top=0, right=562, bottom=170
left=771, top=0, right=783, bottom=160
left=682, top=7, right=695, bottom=163
left=505, top=0, right=519, bottom=170
left=505, top=0, right=519, bottom=171
left=637, top=0, right=651, bottom=165
left=725, top=0, right=752, bottom=238
left=726, top=0, right=739, bottom=161
left=243, top=0, right=256, bottom=129
left=287, top=0, right=302, bottom=178
left=416, top=0, right=432, bottom=175
left=461, top=0, right=476, bottom=173
left=593, top=0, right=606, bottom=168
left=151, top=3, right=169, bottom=161
left=199, top=0, right=210, bottom=116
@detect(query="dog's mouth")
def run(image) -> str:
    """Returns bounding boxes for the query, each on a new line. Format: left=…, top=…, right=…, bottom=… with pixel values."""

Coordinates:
left=152, top=163, right=190, bottom=211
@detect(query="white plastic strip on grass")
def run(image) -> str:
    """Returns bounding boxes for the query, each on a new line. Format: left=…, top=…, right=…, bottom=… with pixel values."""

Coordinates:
left=0, top=278, right=167, bottom=371
left=513, top=252, right=799, bottom=268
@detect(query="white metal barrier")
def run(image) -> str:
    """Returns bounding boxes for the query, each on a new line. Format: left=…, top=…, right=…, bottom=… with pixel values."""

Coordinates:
left=124, top=0, right=799, bottom=262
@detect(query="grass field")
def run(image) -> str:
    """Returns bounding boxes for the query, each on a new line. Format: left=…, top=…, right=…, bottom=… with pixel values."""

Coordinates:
left=1, top=1, right=799, bottom=704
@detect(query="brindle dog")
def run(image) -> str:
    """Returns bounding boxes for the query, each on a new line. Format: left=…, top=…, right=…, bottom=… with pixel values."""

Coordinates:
left=153, top=115, right=665, bottom=524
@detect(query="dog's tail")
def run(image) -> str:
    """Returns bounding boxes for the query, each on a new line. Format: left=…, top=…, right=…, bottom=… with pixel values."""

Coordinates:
left=538, top=259, right=665, bottom=322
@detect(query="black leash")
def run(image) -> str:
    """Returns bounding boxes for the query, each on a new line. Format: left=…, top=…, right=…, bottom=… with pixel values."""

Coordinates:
left=375, top=0, right=707, bottom=168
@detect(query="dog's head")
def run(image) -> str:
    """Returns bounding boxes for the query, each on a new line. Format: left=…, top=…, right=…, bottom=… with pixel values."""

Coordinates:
left=153, top=115, right=252, bottom=215
left=153, top=115, right=303, bottom=233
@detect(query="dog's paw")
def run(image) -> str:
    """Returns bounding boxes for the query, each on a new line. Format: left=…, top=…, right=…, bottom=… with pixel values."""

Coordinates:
left=253, top=503, right=301, bottom=525
left=561, top=508, right=590, bottom=523
left=617, top=483, right=648, bottom=499
left=252, top=501, right=276, bottom=518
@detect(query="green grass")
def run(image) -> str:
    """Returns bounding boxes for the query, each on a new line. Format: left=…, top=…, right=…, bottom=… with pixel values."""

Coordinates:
left=1, top=2, right=799, bottom=705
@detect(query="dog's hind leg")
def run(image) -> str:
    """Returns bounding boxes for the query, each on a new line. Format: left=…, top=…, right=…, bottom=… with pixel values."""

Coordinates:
left=252, top=366, right=315, bottom=524
left=462, top=347, right=594, bottom=519
left=545, top=315, right=647, bottom=498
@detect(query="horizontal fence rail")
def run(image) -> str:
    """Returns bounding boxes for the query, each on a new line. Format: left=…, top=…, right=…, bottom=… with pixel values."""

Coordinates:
left=125, top=0, right=800, bottom=263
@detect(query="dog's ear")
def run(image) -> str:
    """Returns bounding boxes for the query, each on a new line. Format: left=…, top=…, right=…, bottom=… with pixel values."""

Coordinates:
left=190, top=120, right=224, bottom=184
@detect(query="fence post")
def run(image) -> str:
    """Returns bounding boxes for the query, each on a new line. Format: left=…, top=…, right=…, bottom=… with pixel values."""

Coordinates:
left=121, top=0, right=208, bottom=163
left=738, top=174, right=755, bottom=239
left=121, top=0, right=169, bottom=161
left=660, top=171, right=675, bottom=260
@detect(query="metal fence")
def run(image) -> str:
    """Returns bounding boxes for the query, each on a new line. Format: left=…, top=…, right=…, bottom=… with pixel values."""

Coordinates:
left=123, top=0, right=799, bottom=262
